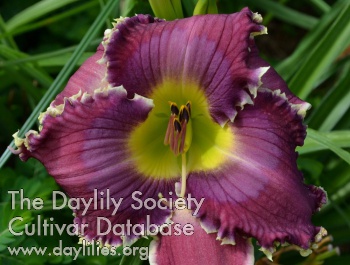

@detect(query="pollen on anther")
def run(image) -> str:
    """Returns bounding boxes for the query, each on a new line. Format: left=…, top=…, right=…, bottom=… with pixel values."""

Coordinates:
left=170, top=102, right=179, bottom=115
left=179, top=106, right=190, bottom=123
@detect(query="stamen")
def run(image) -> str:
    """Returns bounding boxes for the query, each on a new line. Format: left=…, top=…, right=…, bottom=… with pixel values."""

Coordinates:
left=164, top=101, right=192, bottom=155
left=164, top=115, right=175, bottom=145
left=169, top=123, right=176, bottom=154
left=171, top=118, right=181, bottom=155
left=179, top=119, right=187, bottom=153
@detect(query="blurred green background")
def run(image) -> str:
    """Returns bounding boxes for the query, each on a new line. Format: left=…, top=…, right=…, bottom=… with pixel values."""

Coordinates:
left=0, top=0, right=350, bottom=264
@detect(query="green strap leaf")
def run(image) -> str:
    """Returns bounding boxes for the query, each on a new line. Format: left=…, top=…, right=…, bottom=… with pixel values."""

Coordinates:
left=301, top=129, right=350, bottom=165
left=193, top=0, right=218, bottom=15
left=0, top=45, right=53, bottom=88
left=0, top=204, right=33, bottom=252
left=288, top=2, right=350, bottom=98
left=7, top=1, right=99, bottom=38
left=244, top=0, right=318, bottom=30
left=2, top=39, right=101, bottom=67
left=319, top=89, right=350, bottom=132
left=307, top=61, right=350, bottom=130
left=0, top=14, right=18, bottom=49
left=121, top=0, right=137, bottom=17
left=181, top=0, right=197, bottom=17
left=276, top=0, right=348, bottom=80
left=0, top=0, right=120, bottom=169
left=5, top=0, right=77, bottom=32
left=309, top=0, right=331, bottom=13
left=149, top=0, right=184, bottom=20
left=299, top=130, right=350, bottom=154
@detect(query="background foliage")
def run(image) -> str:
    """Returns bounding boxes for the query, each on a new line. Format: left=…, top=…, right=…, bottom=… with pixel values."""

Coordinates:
left=0, top=0, right=349, bottom=264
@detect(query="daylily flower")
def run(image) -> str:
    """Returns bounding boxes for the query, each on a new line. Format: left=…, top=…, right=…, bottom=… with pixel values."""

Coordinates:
left=12, top=8, right=327, bottom=264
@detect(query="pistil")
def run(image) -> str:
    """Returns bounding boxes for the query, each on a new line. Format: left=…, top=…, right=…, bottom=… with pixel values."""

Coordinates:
left=180, top=153, right=187, bottom=198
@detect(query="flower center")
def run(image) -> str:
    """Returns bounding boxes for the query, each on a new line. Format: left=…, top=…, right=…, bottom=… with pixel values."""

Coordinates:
left=128, top=79, right=233, bottom=180
left=164, top=101, right=192, bottom=156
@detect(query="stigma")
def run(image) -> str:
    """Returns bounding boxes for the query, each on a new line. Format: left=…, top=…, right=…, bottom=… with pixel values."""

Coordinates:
left=164, top=101, right=192, bottom=156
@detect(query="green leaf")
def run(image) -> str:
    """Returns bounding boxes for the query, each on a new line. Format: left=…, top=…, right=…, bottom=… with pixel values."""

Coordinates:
left=0, top=65, right=41, bottom=103
left=319, top=90, right=350, bottom=132
left=299, top=130, right=350, bottom=154
left=0, top=204, right=33, bottom=252
left=0, top=14, right=18, bottom=49
left=193, top=0, right=218, bottom=15
left=307, top=61, right=350, bottom=129
left=149, top=0, right=184, bottom=20
left=0, top=0, right=121, bottom=169
left=287, top=2, right=350, bottom=98
left=276, top=0, right=349, bottom=80
left=8, top=1, right=99, bottom=37
left=121, top=0, right=137, bottom=17
left=2, top=39, right=100, bottom=67
left=5, top=0, right=78, bottom=32
left=181, top=0, right=197, bottom=17
left=330, top=179, right=350, bottom=203
left=0, top=44, right=53, bottom=88
left=244, top=0, right=318, bottom=30
left=309, top=0, right=331, bottom=14
left=303, top=129, right=350, bottom=165
left=36, top=52, right=93, bottom=67
left=298, top=158, right=323, bottom=183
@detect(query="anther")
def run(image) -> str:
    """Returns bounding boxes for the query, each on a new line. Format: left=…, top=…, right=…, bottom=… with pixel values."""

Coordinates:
left=179, top=106, right=190, bottom=123
left=169, top=102, right=179, bottom=116
left=186, top=101, right=191, bottom=116
left=174, top=119, right=182, bottom=132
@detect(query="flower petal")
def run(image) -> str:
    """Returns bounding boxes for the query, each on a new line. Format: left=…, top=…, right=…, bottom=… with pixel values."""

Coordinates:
left=185, top=89, right=327, bottom=251
left=104, top=9, right=268, bottom=125
left=247, top=39, right=308, bottom=107
left=54, top=44, right=106, bottom=106
left=13, top=87, right=176, bottom=245
left=149, top=209, right=254, bottom=265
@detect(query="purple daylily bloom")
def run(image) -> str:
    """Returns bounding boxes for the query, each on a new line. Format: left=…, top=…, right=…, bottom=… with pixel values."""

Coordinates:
left=12, top=8, right=327, bottom=264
